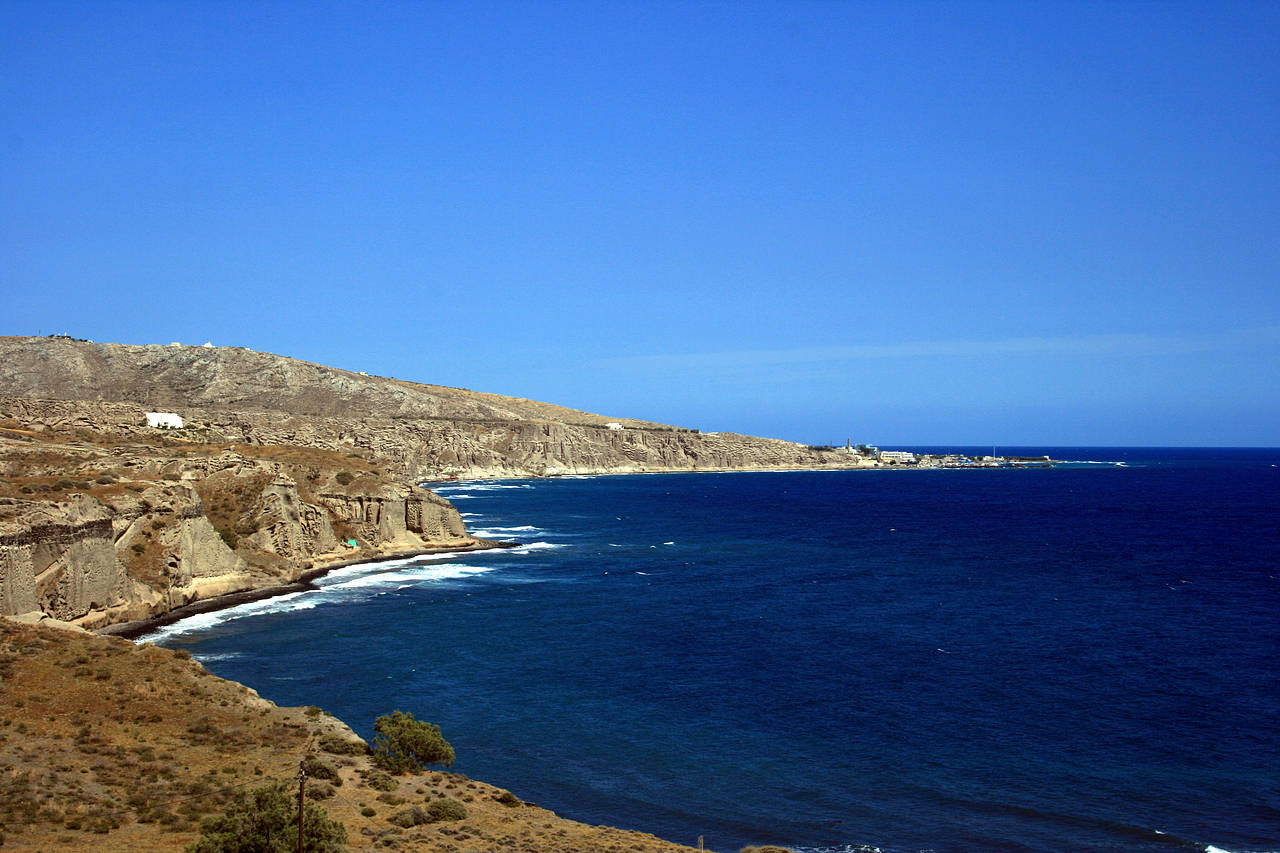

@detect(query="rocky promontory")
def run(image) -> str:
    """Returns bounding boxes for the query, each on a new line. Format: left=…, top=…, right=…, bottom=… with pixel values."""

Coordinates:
left=0, top=335, right=870, bottom=630
left=0, top=336, right=871, bottom=481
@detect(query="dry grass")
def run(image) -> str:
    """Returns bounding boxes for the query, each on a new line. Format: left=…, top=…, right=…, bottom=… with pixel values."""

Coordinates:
left=0, top=620, right=703, bottom=852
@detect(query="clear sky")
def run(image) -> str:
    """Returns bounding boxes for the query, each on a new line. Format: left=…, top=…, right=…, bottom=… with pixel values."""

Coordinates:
left=3, top=1, right=1277, bottom=446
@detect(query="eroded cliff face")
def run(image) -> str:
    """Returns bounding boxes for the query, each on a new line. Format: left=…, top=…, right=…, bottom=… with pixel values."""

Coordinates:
left=318, top=480, right=470, bottom=545
left=0, top=496, right=135, bottom=621
left=1, top=495, right=156, bottom=626
left=0, top=440, right=481, bottom=628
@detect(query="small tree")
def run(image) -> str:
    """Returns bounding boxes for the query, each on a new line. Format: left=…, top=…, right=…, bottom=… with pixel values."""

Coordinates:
left=371, top=711, right=455, bottom=774
left=186, top=781, right=346, bottom=853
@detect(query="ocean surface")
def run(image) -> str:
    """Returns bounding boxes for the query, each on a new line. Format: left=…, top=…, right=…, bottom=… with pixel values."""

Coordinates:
left=142, top=448, right=1280, bottom=853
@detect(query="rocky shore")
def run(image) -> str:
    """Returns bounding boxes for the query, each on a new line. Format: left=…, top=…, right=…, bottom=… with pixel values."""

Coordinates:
left=0, top=336, right=827, bottom=851
left=0, top=335, right=882, bottom=630
left=0, top=426, right=485, bottom=631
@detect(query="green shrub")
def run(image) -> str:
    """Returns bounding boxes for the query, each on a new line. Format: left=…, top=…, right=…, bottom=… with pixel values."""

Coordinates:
left=301, top=754, right=342, bottom=786
left=318, top=733, right=366, bottom=755
left=217, top=527, right=238, bottom=549
left=186, top=781, right=346, bottom=852
left=309, top=782, right=335, bottom=801
left=493, top=790, right=522, bottom=807
left=363, top=770, right=397, bottom=792
left=387, top=798, right=465, bottom=828
left=387, top=806, right=426, bottom=828
left=425, top=798, right=466, bottom=822
left=370, top=711, right=454, bottom=774
left=334, top=471, right=354, bottom=486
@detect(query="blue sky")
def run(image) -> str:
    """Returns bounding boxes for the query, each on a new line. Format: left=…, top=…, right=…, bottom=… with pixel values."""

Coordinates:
left=3, top=1, right=1277, bottom=446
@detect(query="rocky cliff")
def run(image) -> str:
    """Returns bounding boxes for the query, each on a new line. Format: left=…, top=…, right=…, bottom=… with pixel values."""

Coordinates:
left=0, top=421, right=481, bottom=628
left=0, top=335, right=869, bottom=628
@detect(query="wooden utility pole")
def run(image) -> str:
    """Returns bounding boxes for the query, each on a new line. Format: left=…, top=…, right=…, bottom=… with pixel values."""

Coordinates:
left=297, top=764, right=307, bottom=853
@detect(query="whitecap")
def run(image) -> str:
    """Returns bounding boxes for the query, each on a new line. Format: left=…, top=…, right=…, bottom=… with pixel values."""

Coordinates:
left=138, top=553, right=503, bottom=644
left=435, top=483, right=534, bottom=492
left=192, top=652, right=242, bottom=663
left=469, top=525, right=547, bottom=538
left=515, top=542, right=565, bottom=552
left=323, top=563, right=494, bottom=590
left=136, top=590, right=323, bottom=643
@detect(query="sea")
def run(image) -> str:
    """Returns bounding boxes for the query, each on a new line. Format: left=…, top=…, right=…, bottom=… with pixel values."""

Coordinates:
left=139, top=448, right=1280, bottom=853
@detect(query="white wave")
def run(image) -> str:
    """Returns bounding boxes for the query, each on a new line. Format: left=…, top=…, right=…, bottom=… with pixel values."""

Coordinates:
left=136, top=590, right=323, bottom=643
left=312, top=552, right=491, bottom=589
left=192, top=652, right=242, bottom=662
left=663, top=541, right=675, bottom=545
left=458, top=512, right=483, bottom=518
left=514, top=542, right=565, bottom=552
left=324, top=563, right=494, bottom=590
left=137, top=553, right=504, bottom=644
left=469, top=525, right=547, bottom=538
left=434, top=483, right=534, bottom=492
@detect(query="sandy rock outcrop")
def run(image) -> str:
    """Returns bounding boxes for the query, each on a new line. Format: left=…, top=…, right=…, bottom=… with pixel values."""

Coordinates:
left=319, top=479, right=471, bottom=549
left=0, top=495, right=149, bottom=623
left=242, top=474, right=339, bottom=563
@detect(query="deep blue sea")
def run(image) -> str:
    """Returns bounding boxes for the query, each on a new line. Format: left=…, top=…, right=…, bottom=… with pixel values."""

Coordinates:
left=142, top=448, right=1280, bottom=853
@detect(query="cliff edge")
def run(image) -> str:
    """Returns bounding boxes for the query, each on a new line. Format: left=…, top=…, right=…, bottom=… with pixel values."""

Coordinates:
left=0, top=335, right=868, bottom=629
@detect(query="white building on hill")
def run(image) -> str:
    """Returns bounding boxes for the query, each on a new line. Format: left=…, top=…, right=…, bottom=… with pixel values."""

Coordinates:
left=146, top=412, right=184, bottom=429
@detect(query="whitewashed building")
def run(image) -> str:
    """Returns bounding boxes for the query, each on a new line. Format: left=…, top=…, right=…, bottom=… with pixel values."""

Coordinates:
left=146, top=412, right=184, bottom=429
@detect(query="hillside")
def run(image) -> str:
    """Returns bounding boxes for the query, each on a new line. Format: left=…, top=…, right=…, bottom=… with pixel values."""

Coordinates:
left=0, top=336, right=865, bottom=481
left=0, top=334, right=869, bottom=630
left=0, top=618, right=705, bottom=853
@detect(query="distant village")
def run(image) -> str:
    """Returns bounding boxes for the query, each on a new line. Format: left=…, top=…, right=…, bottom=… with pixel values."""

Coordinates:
left=825, top=443, right=1055, bottom=468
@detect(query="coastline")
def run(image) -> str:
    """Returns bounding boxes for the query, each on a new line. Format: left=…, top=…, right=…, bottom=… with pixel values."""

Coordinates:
left=103, top=458, right=1070, bottom=642
left=99, top=538, right=518, bottom=640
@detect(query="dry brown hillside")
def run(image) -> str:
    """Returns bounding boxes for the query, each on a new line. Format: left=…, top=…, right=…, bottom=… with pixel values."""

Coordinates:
left=0, top=618, right=703, bottom=853
left=0, top=336, right=866, bottom=481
